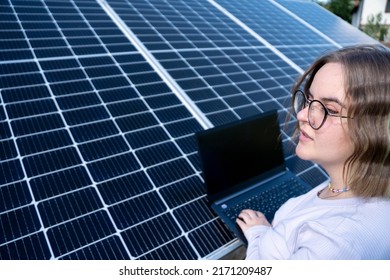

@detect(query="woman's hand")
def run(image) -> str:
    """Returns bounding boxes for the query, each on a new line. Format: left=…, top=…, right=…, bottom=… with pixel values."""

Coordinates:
left=236, top=209, right=271, bottom=232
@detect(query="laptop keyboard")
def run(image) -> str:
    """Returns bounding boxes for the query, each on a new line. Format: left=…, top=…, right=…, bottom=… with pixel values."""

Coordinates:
left=224, top=177, right=310, bottom=222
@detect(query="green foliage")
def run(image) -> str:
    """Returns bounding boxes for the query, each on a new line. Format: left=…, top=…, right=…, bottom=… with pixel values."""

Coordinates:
left=363, top=13, right=388, bottom=41
left=326, top=0, right=353, bottom=23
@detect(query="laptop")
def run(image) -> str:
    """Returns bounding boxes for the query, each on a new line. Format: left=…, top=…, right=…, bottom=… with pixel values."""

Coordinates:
left=196, top=110, right=313, bottom=244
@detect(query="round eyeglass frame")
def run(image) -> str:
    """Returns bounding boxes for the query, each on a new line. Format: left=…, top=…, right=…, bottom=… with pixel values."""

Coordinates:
left=292, top=89, right=353, bottom=130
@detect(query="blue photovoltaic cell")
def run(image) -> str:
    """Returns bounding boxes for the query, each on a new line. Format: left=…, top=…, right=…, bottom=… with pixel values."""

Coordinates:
left=165, top=118, right=204, bottom=137
left=0, top=159, right=24, bottom=185
left=106, top=99, right=148, bottom=117
left=63, top=106, right=110, bottom=125
left=115, top=113, right=159, bottom=132
left=173, top=198, right=216, bottom=232
left=60, top=236, right=129, bottom=260
left=125, top=126, right=171, bottom=149
left=70, top=120, right=119, bottom=143
left=121, top=213, right=182, bottom=257
left=56, top=92, right=102, bottom=110
left=145, top=94, right=182, bottom=109
left=138, top=237, right=198, bottom=260
left=97, top=171, right=154, bottom=205
left=38, top=187, right=103, bottom=227
left=1, top=86, right=51, bottom=103
left=109, top=191, right=167, bottom=230
left=175, top=135, right=198, bottom=154
left=44, top=67, right=87, bottom=83
left=159, top=176, right=206, bottom=208
left=78, top=136, right=129, bottom=161
left=0, top=107, right=5, bottom=121
left=147, top=158, right=196, bottom=187
left=11, top=114, right=65, bottom=136
left=0, top=72, right=45, bottom=88
left=0, top=181, right=32, bottom=213
left=47, top=210, right=116, bottom=257
left=23, top=147, right=82, bottom=177
left=188, top=219, right=235, bottom=257
left=0, top=139, right=18, bottom=160
left=0, top=205, right=41, bottom=244
left=50, top=80, right=94, bottom=96
left=17, top=130, right=73, bottom=156
left=30, top=166, right=92, bottom=201
left=0, top=232, right=51, bottom=260
left=98, top=86, right=139, bottom=103
left=0, top=61, right=39, bottom=75
left=135, top=141, right=182, bottom=167
left=0, top=0, right=379, bottom=260
left=6, top=99, right=57, bottom=119
left=87, top=152, right=140, bottom=182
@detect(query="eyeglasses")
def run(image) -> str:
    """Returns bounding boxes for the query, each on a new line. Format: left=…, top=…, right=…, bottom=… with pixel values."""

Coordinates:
left=292, top=90, right=353, bottom=130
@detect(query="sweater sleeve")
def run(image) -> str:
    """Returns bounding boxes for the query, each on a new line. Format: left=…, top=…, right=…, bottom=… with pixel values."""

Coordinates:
left=244, top=224, right=293, bottom=259
left=287, top=222, right=361, bottom=260
left=244, top=222, right=361, bottom=260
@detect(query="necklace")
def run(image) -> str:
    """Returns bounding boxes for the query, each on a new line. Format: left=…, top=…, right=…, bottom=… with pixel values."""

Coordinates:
left=327, top=183, right=351, bottom=193
left=317, top=183, right=351, bottom=198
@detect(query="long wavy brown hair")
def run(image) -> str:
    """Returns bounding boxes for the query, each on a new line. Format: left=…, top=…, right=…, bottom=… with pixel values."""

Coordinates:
left=291, top=44, right=390, bottom=198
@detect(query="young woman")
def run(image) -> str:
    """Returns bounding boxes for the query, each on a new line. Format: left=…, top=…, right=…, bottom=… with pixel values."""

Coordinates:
left=236, top=44, right=390, bottom=259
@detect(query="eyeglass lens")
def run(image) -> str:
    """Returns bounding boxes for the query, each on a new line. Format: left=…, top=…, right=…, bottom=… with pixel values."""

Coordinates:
left=293, top=90, right=326, bottom=130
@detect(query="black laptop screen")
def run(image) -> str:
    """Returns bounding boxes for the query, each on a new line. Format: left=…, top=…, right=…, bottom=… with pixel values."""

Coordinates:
left=196, top=110, right=285, bottom=202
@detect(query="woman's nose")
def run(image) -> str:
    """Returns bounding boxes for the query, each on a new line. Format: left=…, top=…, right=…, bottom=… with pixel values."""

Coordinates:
left=296, top=105, right=308, bottom=123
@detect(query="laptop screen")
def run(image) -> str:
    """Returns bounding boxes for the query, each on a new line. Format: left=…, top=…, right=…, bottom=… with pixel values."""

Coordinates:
left=196, top=110, right=286, bottom=202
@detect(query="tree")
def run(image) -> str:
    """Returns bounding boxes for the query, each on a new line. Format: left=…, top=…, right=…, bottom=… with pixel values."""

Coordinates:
left=326, top=0, right=354, bottom=23
left=362, top=13, right=388, bottom=41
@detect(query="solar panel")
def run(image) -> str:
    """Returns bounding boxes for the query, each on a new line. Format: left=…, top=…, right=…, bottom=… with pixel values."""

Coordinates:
left=0, top=0, right=377, bottom=260
left=276, top=0, right=378, bottom=46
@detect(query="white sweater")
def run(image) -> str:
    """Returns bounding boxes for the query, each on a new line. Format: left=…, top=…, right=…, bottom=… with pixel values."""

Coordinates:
left=244, top=183, right=390, bottom=260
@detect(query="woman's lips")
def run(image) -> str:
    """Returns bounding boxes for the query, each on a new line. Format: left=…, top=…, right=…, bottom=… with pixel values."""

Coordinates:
left=299, top=129, right=313, bottom=141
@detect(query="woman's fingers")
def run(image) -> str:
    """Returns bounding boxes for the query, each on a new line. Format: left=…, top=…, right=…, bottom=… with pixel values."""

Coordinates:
left=236, top=209, right=271, bottom=232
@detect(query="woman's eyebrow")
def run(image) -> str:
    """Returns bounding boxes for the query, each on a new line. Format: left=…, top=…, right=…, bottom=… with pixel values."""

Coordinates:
left=320, top=97, right=347, bottom=108
left=308, top=89, right=346, bottom=108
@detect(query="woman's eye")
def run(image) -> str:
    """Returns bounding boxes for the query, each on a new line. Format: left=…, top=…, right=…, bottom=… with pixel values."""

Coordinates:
left=327, top=108, right=339, bottom=114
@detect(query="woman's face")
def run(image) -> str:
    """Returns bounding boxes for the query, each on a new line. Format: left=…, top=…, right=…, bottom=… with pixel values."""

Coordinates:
left=295, top=62, right=354, bottom=171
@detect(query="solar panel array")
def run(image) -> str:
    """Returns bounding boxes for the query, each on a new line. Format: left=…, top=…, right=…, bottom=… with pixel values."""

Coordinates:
left=0, top=0, right=378, bottom=260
